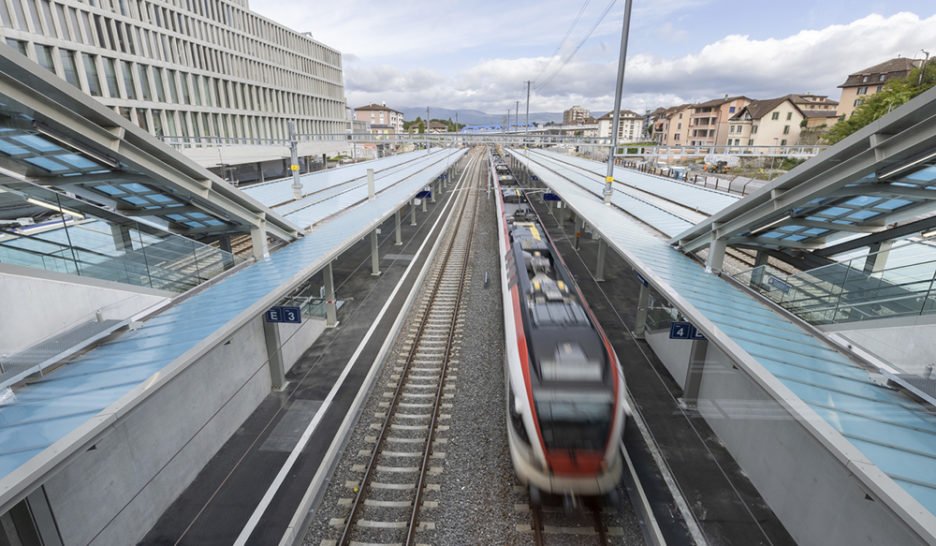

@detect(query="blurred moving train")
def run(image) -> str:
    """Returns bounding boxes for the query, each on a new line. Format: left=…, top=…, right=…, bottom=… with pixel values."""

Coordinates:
left=491, top=150, right=628, bottom=497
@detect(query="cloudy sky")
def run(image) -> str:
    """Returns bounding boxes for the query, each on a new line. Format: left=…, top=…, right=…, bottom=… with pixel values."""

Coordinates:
left=249, top=0, right=936, bottom=115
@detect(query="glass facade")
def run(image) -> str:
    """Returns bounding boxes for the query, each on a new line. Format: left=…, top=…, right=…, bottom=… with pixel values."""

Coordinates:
left=0, top=0, right=346, bottom=143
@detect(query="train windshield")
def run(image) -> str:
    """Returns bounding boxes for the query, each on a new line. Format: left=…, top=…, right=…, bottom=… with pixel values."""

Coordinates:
left=535, top=392, right=613, bottom=451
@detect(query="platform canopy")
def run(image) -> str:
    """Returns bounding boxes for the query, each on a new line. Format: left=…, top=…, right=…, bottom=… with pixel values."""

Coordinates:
left=673, top=86, right=936, bottom=260
left=0, top=45, right=300, bottom=242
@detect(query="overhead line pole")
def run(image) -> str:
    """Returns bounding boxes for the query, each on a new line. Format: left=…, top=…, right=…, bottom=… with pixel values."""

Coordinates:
left=525, top=80, right=531, bottom=150
left=604, top=0, right=634, bottom=205
left=515, top=100, right=519, bottom=138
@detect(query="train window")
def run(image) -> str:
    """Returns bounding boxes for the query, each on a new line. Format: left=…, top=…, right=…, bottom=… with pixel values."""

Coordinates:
left=536, top=399, right=613, bottom=451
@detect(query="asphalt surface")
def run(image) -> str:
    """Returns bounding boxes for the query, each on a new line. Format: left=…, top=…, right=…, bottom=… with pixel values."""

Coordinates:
left=526, top=188, right=797, bottom=546
left=141, top=166, right=465, bottom=545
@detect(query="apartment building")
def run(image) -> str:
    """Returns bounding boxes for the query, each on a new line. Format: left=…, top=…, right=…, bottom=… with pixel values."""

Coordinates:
left=354, top=103, right=404, bottom=136
left=0, top=0, right=347, bottom=144
left=654, top=104, right=691, bottom=146
left=596, top=109, right=644, bottom=141
left=563, top=105, right=590, bottom=125
left=836, top=57, right=921, bottom=119
left=687, top=96, right=750, bottom=146
left=727, top=96, right=805, bottom=146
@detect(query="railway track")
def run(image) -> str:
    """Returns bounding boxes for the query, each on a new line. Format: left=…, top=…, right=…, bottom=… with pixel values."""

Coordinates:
left=512, top=151, right=799, bottom=278
left=323, top=151, right=482, bottom=546
left=522, top=489, right=627, bottom=545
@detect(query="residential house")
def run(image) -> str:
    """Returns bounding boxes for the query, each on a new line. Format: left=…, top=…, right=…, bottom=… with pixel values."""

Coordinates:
left=563, top=105, right=590, bottom=125
left=688, top=96, right=751, bottom=146
left=429, top=121, right=448, bottom=134
left=835, top=57, right=922, bottom=119
left=657, top=104, right=692, bottom=146
left=597, top=110, right=644, bottom=141
left=788, top=93, right=841, bottom=136
left=727, top=96, right=805, bottom=146
left=354, top=103, right=405, bottom=136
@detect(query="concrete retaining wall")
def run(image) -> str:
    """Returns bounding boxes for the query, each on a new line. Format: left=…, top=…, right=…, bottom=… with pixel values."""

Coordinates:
left=279, top=316, right=326, bottom=374
left=693, top=344, right=922, bottom=545
left=41, top=317, right=271, bottom=546
left=645, top=328, right=692, bottom=387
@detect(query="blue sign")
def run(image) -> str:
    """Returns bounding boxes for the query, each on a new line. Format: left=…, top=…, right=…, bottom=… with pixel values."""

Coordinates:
left=265, top=306, right=302, bottom=324
left=636, top=273, right=648, bottom=286
left=543, top=193, right=561, bottom=201
left=767, top=275, right=792, bottom=294
left=416, top=190, right=432, bottom=199
left=530, top=175, right=539, bottom=181
left=669, top=322, right=693, bottom=339
left=669, top=321, right=705, bottom=340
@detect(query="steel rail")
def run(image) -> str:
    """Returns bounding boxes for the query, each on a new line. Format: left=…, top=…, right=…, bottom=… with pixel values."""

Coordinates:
left=337, top=149, right=481, bottom=545
left=405, top=149, right=482, bottom=545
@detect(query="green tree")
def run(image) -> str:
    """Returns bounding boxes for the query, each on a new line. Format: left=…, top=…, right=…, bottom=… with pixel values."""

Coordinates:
left=824, top=62, right=936, bottom=144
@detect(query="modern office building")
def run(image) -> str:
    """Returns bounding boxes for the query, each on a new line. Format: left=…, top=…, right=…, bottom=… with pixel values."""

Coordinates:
left=0, top=0, right=348, bottom=177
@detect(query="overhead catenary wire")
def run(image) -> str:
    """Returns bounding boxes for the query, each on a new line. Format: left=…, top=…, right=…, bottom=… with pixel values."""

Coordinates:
left=535, top=0, right=619, bottom=93
left=531, top=0, right=593, bottom=85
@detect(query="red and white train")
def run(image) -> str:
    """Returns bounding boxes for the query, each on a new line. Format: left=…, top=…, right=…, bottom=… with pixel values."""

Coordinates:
left=492, top=151, right=628, bottom=497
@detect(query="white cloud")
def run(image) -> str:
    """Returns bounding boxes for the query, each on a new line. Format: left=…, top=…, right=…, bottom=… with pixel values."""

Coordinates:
left=342, top=12, right=936, bottom=115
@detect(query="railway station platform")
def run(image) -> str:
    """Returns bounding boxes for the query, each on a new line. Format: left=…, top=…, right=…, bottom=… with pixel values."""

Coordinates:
left=505, top=88, right=936, bottom=546
left=0, top=51, right=471, bottom=544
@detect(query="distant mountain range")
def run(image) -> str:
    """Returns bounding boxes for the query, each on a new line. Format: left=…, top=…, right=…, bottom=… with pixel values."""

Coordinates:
left=398, top=107, right=563, bottom=126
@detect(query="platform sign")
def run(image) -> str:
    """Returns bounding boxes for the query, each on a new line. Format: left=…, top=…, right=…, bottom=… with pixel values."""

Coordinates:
left=767, top=275, right=792, bottom=294
left=265, top=306, right=302, bottom=324
left=636, top=273, right=648, bottom=286
left=531, top=175, right=539, bottom=181
left=669, top=321, right=705, bottom=340
left=416, top=190, right=432, bottom=199
left=543, top=193, right=561, bottom=201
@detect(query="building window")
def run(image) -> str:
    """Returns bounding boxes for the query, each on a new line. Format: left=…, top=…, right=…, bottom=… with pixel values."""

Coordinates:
left=771, top=112, right=779, bottom=120
left=862, top=76, right=869, bottom=82
left=752, top=125, right=758, bottom=134
left=81, top=53, right=102, bottom=96
left=729, top=106, right=736, bottom=113
left=137, top=64, right=152, bottom=100
left=674, top=133, right=680, bottom=140
left=59, top=49, right=80, bottom=88
left=786, top=112, right=792, bottom=120
left=781, top=139, right=787, bottom=146
left=876, top=85, right=883, bottom=92
left=857, top=87, right=868, bottom=95
left=783, top=125, right=790, bottom=135
left=34, top=44, right=54, bottom=72
left=748, top=139, right=753, bottom=145
left=5, top=38, right=27, bottom=55
left=120, top=61, right=137, bottom=99
left=854, top=98, right=863, bottom=107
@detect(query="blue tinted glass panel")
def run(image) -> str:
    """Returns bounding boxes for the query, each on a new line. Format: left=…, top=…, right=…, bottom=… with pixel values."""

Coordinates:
left=56, top=153, right=98, bottom=169
left=23, top=157, right=65, bottom=171
left=96, top=185, right=122, bottom=195
left=845, top=196, right=880, bottom=206
left=848, top=210, right=880, bottom=220
left=877, top=199, right=912, bottom=210
left=11, top=134, right=61, bottom=152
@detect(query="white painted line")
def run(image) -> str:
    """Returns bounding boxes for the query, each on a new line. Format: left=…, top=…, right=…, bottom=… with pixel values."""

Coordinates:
left=235, top=154, right=472, bottom=546
left=273, top=152, right=479, bottom=546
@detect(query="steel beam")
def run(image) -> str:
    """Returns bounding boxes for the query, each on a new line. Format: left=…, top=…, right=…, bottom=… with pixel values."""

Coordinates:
left=324, top=261, right=338, bottom=328
left=394, top=208, right=402, bottom=246
left=370, top=229, right=380, bottom=276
